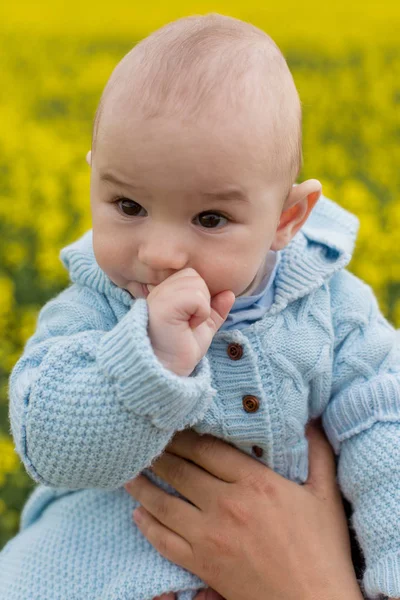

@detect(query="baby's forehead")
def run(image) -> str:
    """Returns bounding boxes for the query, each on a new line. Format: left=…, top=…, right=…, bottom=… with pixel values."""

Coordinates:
left=94, top=14, right=302, bottom=184
left=96, top=113, right=291, bottom=214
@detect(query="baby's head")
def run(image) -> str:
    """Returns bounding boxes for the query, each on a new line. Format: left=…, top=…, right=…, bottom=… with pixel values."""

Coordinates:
left=87, top=14, right=321, bottom=299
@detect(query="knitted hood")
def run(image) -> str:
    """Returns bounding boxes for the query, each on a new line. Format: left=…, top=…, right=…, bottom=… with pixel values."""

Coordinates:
left=60, top=195, right=359, bottom=314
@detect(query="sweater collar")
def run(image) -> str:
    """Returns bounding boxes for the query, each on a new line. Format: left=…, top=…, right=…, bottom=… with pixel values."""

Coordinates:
left=60, top=195, right=359, bottom=313
left=60, top=232, right=134, bottom=307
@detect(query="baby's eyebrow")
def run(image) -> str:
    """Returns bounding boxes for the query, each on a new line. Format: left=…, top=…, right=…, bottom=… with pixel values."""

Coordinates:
left=200, top=189, right=249, bottom=203
left=100, top=173, right=250, bottom=203
left=99, top=171, right=141, bottom=189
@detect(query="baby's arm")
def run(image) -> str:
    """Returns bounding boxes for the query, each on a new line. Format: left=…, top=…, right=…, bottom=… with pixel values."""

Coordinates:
left=9, top=271, right=232, bottom=490
left=321, top=271, right=400, bottom=600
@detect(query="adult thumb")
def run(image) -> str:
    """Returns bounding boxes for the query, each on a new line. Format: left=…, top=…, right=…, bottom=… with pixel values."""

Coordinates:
left=210, top=290, right=235, bottom=331
left=304, top=419, right=338, bottom=496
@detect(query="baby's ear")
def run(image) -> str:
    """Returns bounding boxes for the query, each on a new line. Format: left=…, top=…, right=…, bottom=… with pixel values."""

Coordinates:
left=271, top=179, right=322, bottom=251
left=86, top=150, right=92, bottom=166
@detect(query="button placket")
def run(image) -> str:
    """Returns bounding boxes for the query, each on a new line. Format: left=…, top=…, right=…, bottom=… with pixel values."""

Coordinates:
left=225, top=339, right=264, bottom=461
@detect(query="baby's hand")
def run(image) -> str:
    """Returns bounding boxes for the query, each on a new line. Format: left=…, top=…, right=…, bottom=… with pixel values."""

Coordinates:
left=147, top=268, right=235, bottom=377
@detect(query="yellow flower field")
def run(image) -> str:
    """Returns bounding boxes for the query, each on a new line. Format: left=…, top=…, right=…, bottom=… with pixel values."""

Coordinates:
left=1, top=0, right=400, bottom=548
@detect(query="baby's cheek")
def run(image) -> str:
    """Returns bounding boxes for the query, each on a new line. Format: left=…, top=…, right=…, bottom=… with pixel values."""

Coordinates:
left=93, top=239, right=125, bottom=284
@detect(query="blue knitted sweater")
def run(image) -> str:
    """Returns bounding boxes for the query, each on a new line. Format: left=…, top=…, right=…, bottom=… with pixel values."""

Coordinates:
left=2, top=197, right=400, bottom=600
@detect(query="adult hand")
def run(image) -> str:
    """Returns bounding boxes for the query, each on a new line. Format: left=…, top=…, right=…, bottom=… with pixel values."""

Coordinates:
left=125, top=422, right=364, bottom=600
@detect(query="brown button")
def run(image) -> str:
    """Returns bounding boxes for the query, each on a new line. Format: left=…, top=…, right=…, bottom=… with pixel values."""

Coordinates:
left=227, top=343, right=243, bottom=361
left=252, top=445, right=264, bottom=458
left=242, top=395, right=260, bottom=413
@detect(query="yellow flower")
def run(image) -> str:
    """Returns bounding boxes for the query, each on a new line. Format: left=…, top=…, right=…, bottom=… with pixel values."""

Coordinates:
left=0, top=438, right=18, bottom=486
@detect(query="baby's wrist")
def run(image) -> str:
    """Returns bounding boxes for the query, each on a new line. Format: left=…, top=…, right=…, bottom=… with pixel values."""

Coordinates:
left=153, top=348, right=195, bottom=377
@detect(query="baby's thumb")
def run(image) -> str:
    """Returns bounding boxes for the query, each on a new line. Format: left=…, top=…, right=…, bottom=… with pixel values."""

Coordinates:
left=305, top=419, right=338, bottom=496
left=210, top=290, right=235, bottom=331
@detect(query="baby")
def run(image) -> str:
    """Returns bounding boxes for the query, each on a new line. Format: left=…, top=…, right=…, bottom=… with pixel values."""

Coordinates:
left=1, top=13, right=400, bottom=600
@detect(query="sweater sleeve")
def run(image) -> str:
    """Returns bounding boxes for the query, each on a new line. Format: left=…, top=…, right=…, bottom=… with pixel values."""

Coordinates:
left=9, top=284, right=216, bottom=490
left=323, top=271, right=400, bottom=599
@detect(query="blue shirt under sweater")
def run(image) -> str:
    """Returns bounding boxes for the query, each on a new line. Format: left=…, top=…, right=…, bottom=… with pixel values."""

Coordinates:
left=1, top=196, right=400, bottom=600
left=222, top=252, right=279, bottom=331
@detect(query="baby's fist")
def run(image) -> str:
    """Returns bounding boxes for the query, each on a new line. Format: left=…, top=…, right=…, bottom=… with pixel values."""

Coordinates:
left=147, top=269, right=235, bottom=377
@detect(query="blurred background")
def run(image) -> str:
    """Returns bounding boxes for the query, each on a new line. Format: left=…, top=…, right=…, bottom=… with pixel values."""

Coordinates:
left=1, top=0, right=400, bottom=549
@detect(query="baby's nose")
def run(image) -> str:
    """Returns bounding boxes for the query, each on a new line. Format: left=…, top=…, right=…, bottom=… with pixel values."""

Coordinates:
left=138, top=238, right=188, bottom=272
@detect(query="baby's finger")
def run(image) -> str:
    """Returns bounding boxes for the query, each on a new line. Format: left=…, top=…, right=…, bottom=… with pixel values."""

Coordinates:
left=174, top=288, right=211, bottom=328
left=210, top=290, right=235, bottom=330
left=161, top=268, right=209, bottom=294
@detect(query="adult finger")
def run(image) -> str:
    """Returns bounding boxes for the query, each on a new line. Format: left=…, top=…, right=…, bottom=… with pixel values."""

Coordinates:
left=151, top=452, right=225, bottom=510
left=166, top=429, right=266, bottom=484
left=133, top=506, right=193, bottom=570
left=194, top=589, right=225, bottom=599
left=125, top=474, right=200, bottom=537
left=304, top=420, right=338, bottom=497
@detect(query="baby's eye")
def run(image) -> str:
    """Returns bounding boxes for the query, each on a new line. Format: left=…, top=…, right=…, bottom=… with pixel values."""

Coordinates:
left=194, top=211, right=228, bottom=229
left=117, top=198, right=147, bottom=217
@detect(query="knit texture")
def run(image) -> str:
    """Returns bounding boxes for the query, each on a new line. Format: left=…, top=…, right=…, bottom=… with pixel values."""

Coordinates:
left=1, top=196, right=400, bottom=599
